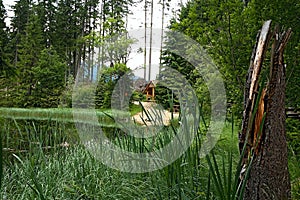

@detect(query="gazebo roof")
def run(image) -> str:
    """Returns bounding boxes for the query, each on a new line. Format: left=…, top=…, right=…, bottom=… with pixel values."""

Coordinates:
left=143, top=80, right=158, bottom=93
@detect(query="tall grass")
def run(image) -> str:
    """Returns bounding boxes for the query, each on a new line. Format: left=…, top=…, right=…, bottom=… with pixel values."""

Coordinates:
left=205, top=120, right=253, bottom=200
left=0, top=120, right=3, bottom=190
left=2, top=105, right=298, bottom=199
left=0, top=107, right=129, bottom=128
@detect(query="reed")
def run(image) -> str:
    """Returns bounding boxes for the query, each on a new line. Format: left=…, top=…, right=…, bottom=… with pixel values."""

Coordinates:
left=0, top=105, right=254, bottom=199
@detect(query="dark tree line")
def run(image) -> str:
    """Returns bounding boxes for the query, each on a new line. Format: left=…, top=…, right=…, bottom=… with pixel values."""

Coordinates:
left=0, top=0, right=134, bottom=108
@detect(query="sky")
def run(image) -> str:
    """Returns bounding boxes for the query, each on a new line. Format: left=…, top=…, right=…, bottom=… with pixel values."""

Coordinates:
left=3, top=0, right=188, bottom=80
left=127, top=0, right=188, bottom=80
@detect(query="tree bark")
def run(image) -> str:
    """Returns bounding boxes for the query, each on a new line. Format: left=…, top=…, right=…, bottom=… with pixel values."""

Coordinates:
left=240, top=20, right=292, bottom=200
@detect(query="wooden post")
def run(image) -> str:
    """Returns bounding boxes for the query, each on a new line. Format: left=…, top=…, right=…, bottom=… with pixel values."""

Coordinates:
left=152, top=87, right=155, bottom=101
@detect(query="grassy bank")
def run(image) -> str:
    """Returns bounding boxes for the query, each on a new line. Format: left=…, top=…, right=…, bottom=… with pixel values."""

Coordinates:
left=0, top=110, right=299, bottom=199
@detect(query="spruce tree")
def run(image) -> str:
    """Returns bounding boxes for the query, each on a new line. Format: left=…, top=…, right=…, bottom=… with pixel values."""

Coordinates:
left=32, top=47, right=66, bottom=107
left=54, top=0, right=94, bottom=78
left=0, top=0, right=12, bottom=106
left=54, top=0, right=76, bottom=77
left=36, top=0, right=57, bottom=48
left=16, top=7, right=44, bottom=107
left=10, top=0, right=32, bottom=69
left=0, top=0, right=10, bottom=77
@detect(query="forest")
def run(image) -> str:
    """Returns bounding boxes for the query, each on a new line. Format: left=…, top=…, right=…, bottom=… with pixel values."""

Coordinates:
left=0, top=0, right=299, bottom=199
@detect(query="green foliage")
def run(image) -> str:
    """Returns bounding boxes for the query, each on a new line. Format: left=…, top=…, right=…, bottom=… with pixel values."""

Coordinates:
left=95, top=63, right=132, bottom=109
left=102, top=0, right=134, bottom=35
left=9, top=0, right=31, bottom=78
left=59, top=75, right=75, bottom=108
left=0, top=0, right=10, bottom=77
left=53, top=0, right=100, bottom=77
left=154, top=84, right=173, bottom=109
left=5, top=7, right=68, bottom=108
left=72, top=83, right=95, bottom=108
left=130, top=91, right=143, bottom=102
left=32, top=47, right=66, bottom=107
left=0, top=117, right=2, bottom=190
left=10, top=0, right=31, bottom=36
left=0, top=0, right=299, bottom=198
left=1, top=107, right=299, bottom=199
left=15, top=8, right=44, bottom=107
left=36, top=0, right=57, bottom=47
left=206, top=119, right=254, bottom=200
left=0, top=0, right=13, bottom=107
left=0, top=108, right=121, bottom=129
left=128, top=103, right=142, bottom=116
left=0, top=0, right=139, bottom=109
left=0, top=108, right=249, bottom=199
left=286, top=118, right=300, bottom=159
left=243, top=0, right=300, bottom=109
left=286, top=118, right=300, bottom=199
left=162, top=0, right=300, bottom=116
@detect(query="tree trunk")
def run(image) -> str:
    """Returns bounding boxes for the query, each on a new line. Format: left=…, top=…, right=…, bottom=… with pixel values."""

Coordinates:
left=143, top=0, right=147, bottom=80
left=148, top=0, right=154, bottom=81
left=159, top=0, right=165, bottom=75
left=240, top=20, right=292, bottom=200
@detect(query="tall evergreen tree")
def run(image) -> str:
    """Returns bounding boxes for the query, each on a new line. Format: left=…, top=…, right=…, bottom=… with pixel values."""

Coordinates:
left=16, top=7, right=44, bottom=107
left=89, top=0, right=100, bottom=80
left=54, top=0, right=97, bottom=79
left=102, top=0, right=132, bottom=35
left=36, top=0, right=57, bottom=48
left=0, top=0, right=10, bottom=77
left=80, top=0, right=100, bottom=81
left=0, top=0, right=12, bottom=106
left=54, top=0, right=78, bottom=77
left=32, top=47, right=66, bottom=107
left=10, top=0, right=32, bottom=69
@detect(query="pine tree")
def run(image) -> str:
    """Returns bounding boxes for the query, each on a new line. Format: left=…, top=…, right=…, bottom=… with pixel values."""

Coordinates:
left=54, top=0, right=78, bottom=77
left=16, top=7, right=44, bottom=107
left=32, top=47, right=66, bottom=107
left=0, top=0, right=13, bottom=106
left=0, top=0, right=10, bottom=77
left=86, top=0, right=100, bottom=81
left=80, top=0, right=100, bottom=81
left=54, top=0, right=97, bottom=79
left=10, top=0, right=32, bottom=69
left=36, top=0, right=57, bottom=48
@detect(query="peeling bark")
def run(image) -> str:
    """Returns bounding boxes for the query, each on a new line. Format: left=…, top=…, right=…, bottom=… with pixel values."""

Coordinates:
left=240, top=21, right=292, bottom=200
left=239, top=20, right=272, bottom=164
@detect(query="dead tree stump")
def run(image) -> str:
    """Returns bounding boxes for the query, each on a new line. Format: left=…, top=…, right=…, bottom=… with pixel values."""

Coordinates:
left=239, top=20, right=292, bottom=200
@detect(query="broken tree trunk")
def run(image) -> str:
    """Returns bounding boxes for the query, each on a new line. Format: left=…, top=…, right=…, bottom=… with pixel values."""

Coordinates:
left=239, top=20, right=292, bottom=200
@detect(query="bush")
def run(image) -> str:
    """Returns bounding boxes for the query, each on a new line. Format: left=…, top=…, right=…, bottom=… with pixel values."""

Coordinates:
left=286, top=118, right=300, bottom=159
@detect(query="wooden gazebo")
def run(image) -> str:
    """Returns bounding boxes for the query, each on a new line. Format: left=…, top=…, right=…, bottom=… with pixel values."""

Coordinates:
left=143, top=80, right=158, bottom=101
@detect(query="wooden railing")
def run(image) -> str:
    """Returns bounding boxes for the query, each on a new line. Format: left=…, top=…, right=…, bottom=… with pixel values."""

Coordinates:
left=286, top=107, right=300, bottom=119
